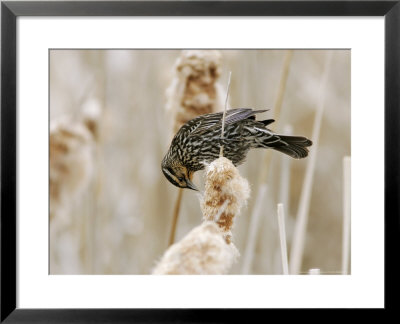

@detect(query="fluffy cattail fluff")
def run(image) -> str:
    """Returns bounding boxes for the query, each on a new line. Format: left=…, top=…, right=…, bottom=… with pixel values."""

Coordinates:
left=166, top=50, right=225, bottom=134
left=201, top=157, right=250, bottom=244
left=49, top=117, right=95, bottom=217
left=153, top=157, right=249, bottom=274
left=152, top=221, right=239, bottom=275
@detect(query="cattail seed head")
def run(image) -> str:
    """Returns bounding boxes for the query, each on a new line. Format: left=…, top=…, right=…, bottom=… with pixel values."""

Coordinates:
left=49, top=117, right=95, bottom=215
left=166, top=50, right=225, bottom=134
left=152, top=221, right=239, bottom=275
left=201, top=157, right=250, bottom=243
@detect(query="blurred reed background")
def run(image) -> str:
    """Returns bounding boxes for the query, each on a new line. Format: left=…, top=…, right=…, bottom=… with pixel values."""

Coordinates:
left=49, top=49, right=351, bottom=275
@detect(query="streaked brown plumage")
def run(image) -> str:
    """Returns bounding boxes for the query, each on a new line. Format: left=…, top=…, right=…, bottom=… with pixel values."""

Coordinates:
left=162, top=108, right=312, bottom=190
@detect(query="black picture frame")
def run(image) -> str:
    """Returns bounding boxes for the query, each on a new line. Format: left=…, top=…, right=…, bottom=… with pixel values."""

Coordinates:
left=1, top=0, right=399, bottom=322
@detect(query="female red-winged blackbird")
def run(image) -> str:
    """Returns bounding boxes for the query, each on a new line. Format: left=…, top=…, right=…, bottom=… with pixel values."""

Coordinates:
left=162, top=108, right=312, bottom=190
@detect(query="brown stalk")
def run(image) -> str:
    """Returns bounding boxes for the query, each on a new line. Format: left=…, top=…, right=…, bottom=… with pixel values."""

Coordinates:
left=168, top=188, right=184, bottom=246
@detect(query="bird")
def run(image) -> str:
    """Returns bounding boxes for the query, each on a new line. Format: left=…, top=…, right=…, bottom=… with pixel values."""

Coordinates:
left=161, top=108, right=312, bottom=190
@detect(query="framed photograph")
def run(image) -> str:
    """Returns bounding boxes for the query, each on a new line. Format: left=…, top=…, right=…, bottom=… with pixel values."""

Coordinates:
left=1, top=0, right=398, bottom=321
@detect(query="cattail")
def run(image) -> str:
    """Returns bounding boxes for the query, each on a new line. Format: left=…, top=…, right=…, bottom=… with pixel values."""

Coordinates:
left=154, top=157, right=249, bottom=274
left=166, top=50, right=226, bottom=246
left=201, top=157, right=250, bottom=244
left=49, top=117, right=95, bottom=216
left=166, top=50, right=225, bottom=134
left=290, top=51, right=334, bottom=275
left=152, top=221, right=239, bottom=275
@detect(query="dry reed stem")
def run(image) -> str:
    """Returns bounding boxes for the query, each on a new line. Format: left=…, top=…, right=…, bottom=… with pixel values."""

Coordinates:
left=168, top=188, right=183, bottom=246
left=241, top=184, right=268, bottom=274
left=153, top=221, right=239, bottom=275
left=201, top=157, right=250, bottom=244
left=342, top=156, right=351, bottom=275
left=79, top=98, right=102, bottom=272
left=82, top=96, right=104, bottom=274
left=258, top=50, right=293, bottom=184
left=289, top=51, right=334, bottom=275
left=278, top=125, right=293, bottom=209
left=273, top=50, right=293, bottom=124
left=277, top=203, right=289, bottom=275
left=241, top=50, right=293, bottom=274
left=219, top=71, right=232, bottom=157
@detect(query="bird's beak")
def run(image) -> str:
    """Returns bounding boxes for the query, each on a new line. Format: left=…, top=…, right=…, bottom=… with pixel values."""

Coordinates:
left=186, top=178, right=198, bottom=191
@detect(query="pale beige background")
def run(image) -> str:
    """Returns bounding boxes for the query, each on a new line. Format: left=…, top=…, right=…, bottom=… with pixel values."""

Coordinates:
left=49, top=49, right=350, bottom=274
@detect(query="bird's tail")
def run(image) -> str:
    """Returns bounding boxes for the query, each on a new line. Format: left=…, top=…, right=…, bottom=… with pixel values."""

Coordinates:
left=270, top=135, right=312, bottom=159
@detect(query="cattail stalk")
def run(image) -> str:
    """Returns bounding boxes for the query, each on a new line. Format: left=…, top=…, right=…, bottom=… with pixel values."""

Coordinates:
left=274, top=50, right=294, bottom=125
left=277, top=203, right=289, bottom=275
left=242, top=50, right=293, bottom=274
left=241, top=184, right=268, bottom=274
left=168, top=188, right=183, bottom=246
left=82, top=97, right=102, bottom=274
left=258, top=50, right=293, bottom=183
left=341, top=156, right=351, bottom=275
left=289, top=51, right=334, bottom=275
left=220, top=71, right=232, bottom=157
left=279, top=125, right=293, bottom=211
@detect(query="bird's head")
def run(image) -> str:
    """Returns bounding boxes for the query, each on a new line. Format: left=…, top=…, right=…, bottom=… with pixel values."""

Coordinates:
left=161, top=161, right=198, bottom=191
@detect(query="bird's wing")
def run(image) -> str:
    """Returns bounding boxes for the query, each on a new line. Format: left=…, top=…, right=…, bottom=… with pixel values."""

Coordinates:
left=189, top=108, right=268, bottom=137
left=186, top=112, right=222, bottom=136
left=224, top=108, right=268, bottom=125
